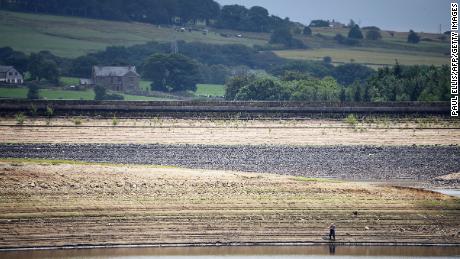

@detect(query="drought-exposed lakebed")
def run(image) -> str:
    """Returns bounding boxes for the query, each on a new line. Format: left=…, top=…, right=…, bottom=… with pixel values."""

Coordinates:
left=0, top=160, right=459, bottom=250
left=0, top=143, right=459, bottom=184
left=0, top=117, right=459, bottom=251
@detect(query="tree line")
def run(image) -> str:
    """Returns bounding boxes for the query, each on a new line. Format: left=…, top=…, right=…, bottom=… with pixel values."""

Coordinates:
left=225, top=64, right=450, bottom=102
left=0, top=43, right=450, bottom=102
left=0, top=0, right=294, bottom=33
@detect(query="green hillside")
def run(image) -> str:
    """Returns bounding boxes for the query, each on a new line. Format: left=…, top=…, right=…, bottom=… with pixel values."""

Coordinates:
left=279, top=26, right=449, bottom=67
left=0, top=10, right=449, bottom=67
left=274, top=47, right=448, bottom=68
left=0, top=11, right=267, bottom=58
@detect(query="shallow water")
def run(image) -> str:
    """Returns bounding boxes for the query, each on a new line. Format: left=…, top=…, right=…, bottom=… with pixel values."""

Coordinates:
left=2, top=246, right=460, bottom=259
left=432, top=189, right=460, bottom=198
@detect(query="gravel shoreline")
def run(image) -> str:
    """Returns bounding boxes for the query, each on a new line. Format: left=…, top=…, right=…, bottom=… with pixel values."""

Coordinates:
left=1, top=144, right=459, bottom=181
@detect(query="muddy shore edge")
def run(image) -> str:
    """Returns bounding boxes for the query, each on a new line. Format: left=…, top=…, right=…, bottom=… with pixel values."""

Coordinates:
left=2, top=241, right=460, bottom=252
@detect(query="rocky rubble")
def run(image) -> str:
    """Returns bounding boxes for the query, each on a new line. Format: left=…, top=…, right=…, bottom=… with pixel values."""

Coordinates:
left=1, top=143, right=459, bottom=181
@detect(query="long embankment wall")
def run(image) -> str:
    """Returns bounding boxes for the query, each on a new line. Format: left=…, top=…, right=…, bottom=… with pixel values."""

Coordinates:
left=0, top=100, right=451, bottom=118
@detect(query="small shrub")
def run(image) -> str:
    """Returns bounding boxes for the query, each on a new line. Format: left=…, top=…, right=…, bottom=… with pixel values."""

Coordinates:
left=27, top=83, right=40, bottom=100
left=365, top=30, right=382, bottom=40
left=345, top=114, right=358, bottom=127
left=112, top=116, right=118, bottom=126
left=105, top=93, right=125, bottom=100
left=30, top=104, right=38, bottom=116
left=46, top=106, right=54, bottom=117
left=15, top=113, right=25, bottom=125
left=407, top=30, right=420, bottom=44
left=73, top=117, right=82, bottom=126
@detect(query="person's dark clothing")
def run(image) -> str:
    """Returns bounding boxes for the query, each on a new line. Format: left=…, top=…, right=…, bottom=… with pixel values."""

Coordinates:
left=329, top=224, right=336, bottom=240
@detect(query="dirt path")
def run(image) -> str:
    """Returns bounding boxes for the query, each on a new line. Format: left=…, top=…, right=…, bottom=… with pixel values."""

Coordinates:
left=1, top=118, right=459, bottom=146
left=0, top=160, right=459, bottom=249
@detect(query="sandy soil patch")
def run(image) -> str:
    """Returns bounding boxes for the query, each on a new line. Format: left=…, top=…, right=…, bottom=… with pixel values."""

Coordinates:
left=0, top=160, right=459, bottom=248
left=0, top=118, right=459, bottom=146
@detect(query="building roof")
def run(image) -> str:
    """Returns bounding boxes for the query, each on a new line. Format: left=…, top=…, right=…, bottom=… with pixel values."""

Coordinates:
left=93, top=66, right=139, bottom=77
left=0, top=66, right=14, bottom=73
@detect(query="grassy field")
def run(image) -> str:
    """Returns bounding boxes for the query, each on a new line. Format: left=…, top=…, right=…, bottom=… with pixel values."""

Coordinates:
left=59, top=76, right=225, bottom=98
left=0, top=10, right=450, bottom=69
left=0, top=87, right=169, bottom=101
left=0, top=75, right=225, bottom=100
left=59, top=76, right=80, bottom=86
left=0, top=11, right=267, bottom=58
left=309, top=27, right=449, bottom=53
left=0, top=160, right=458, bottom=248
left=276, top=26, right=449, bottom=67
left=274, top=47, right=449, bottom=67
left=195, top=84, right=226, bottom=97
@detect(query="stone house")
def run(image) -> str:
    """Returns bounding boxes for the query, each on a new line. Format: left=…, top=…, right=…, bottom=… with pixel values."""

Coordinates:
left=0, top=66, right=24, bottom=84
left=92, top=66, right=140, bottom=91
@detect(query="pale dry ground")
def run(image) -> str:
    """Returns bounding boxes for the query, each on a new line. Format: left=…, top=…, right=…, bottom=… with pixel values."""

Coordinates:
left=0, top=117, right=459, bottom=146
left=0, top=160, right=459, bottom=248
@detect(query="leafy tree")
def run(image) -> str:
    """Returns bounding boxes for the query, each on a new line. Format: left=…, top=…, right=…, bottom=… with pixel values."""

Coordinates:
left=334, top=33, right=346, bottom=43
left=407, top=30, right=420, bottom=44
left=270, top=60, right=334, bottom=79
left=353, top=81, right=362, bottom=102
left=333, top=63, right=375, bottom=86
left=70, top=56, right=99, bottom=77
left=198, top=63, right=231, bottom=84
left=317, top=76, right=341, bottom=101
left=27, top=83, right=40, bottom=100
left=28, top=53, right=59, bottom=82
left=217, top=5, right=248, bottom=30
left=40, top=60, right=59, bottom=83
left=288, top=77, right=341, bottom=101
left=94, top=85, right=106, bottom=100
left=323, top=56, right=332, bottom=64
left=0, top=0, right=220, bottom=26
left=28, top=53, right=43, bottom=81
left=281, top=71, right=310, bottom=81
left=0, top=0, right=296, bottom=33
left=288, top=79, right=319, bottom=101
left=216, top=4, right=291, bottom=32
left=366, top=64, right=449, bottom=102
left=309, top=20, right=330, bottom=27
left=339, top=88, right=346, bottom=102
left=94, top=85, right=124, bottom=100
left=334, top=33, right=360, bottom=46
left=104, top=93, right=125, bottom=100
left=348, top=25, right=363, bottom=39
left=225, top=73, right=255, bottom=100
left=362, top=26, right=380, bottom=31
left=269, top=27, right=306, bottom=48
left=270, top=27, right=293, bottom=45
left=68, top=41, right=285, bottom=76
left=0, top=50, right=29, bottom=73
left=235, top=77, right=290, bottom=101
left=143, top=53, right=200, bottom=92
left=365, top=30, right=382, bottom=40
left=246, top=6, right=270, bottom=32
left=347, top=19, right=356, bottom=28
left=302, top=26, right=312, bottom=36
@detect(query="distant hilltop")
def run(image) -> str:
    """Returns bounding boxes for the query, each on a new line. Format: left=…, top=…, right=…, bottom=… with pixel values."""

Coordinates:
left=0, top=0, right=298, bottom=33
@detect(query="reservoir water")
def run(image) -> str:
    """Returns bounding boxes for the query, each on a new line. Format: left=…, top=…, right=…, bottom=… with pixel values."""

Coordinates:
left=1, top=245, right=460, bottom=259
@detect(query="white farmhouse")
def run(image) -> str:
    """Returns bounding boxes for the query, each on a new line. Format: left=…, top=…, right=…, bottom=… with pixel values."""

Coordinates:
left=0, top=66, right=24, bottom=84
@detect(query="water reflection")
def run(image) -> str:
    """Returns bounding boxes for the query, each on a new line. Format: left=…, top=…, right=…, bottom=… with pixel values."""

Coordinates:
left=1, top=245, right=459, bottom=259
left=328, top=243, right=336, bottom=255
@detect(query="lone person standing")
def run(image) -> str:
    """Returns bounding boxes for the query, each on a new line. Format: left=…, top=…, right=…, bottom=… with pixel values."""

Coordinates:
left=329, top=223, right=336, bottom=240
